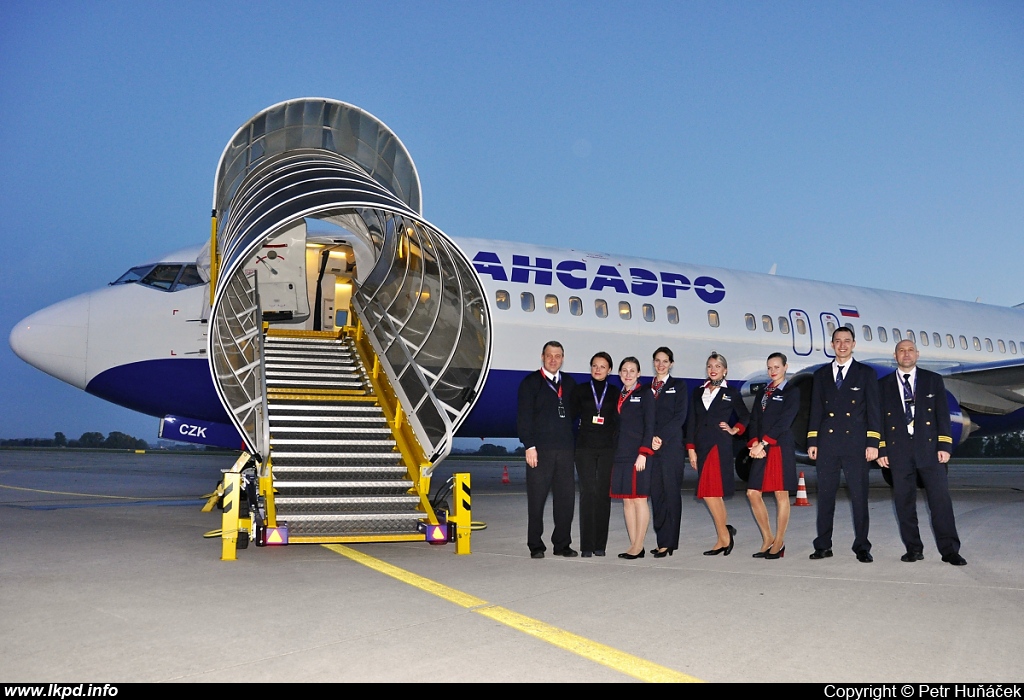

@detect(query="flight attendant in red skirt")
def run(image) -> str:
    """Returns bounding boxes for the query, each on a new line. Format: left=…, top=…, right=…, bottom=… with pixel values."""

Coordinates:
left=746, top=353, right=800, bottom=560
left=687, top=352, right=749, bottom=555
left=609, top=356, right=656, bottom=559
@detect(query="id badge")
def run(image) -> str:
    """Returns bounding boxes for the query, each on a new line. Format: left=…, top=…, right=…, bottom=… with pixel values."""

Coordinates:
left=558, top=405, right=566, bottom=419
left=592, top=416, right=605, bottom=425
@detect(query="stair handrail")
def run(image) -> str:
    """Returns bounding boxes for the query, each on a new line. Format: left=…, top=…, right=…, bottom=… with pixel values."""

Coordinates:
left=352, top=296, right=453, bottom=467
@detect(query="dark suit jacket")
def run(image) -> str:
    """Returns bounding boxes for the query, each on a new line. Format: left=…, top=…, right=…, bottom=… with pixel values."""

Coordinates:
left=613, top=384, right=656, bottom=464
left=807, top=359, right=882, bottom=458
left=517, top=370, right=577, bottom=451
left=747, top=382, right=801, bottom=461
left=878, top=368, right=953, bottom=466
left=651, top=377, right=688, bottom=460
left=686, top=384, right=750, bottom=458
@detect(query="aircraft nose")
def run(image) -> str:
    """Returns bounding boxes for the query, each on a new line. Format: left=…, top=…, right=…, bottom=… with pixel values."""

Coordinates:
left=9, top=293, right=91, bottom=389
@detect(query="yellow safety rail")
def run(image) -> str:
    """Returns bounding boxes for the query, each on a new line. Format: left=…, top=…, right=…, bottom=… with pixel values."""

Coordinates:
left=343, top=319, right=440, bottom=528
left=257, top=324, right=440, bottom=544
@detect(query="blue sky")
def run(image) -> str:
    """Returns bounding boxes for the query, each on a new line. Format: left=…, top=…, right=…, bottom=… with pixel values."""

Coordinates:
left=1, top=1, right=1022, bottom=440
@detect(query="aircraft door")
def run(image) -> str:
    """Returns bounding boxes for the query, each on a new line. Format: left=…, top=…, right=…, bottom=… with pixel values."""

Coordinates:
left=820, top=312, right=840, bottom=357
left=789, top=309, right=812, bottom=356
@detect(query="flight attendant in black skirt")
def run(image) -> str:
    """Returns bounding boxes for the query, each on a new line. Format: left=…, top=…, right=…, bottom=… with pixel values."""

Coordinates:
left=746, top=353, right=800, bottom=560
left=648, top=347, right=688, bottom=558
left=687, top=351, right=749, bottom=555
left=609, top=356, right=655, bottom=559
left=571, top=351, right=618, bottom=558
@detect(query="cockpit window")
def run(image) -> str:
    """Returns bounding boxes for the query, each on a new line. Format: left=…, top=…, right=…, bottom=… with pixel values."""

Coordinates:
left=174, top=265, right=204, bottom=289
left=111, top=263, right=204, bottom=291
left=112, top=265, right=155, bottom=285
left=140, top=265, right=182, bottom=291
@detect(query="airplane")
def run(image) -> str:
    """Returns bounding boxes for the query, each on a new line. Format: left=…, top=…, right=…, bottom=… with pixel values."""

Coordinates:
left=9, top=98, right=1024, bottom=546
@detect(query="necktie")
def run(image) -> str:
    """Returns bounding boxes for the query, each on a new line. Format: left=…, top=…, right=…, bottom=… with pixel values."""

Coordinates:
left=902, top=373, right=914, bottom=425
left=835, top=365, right=844, bottom=389
left=761, top=384, right=775, bottom=410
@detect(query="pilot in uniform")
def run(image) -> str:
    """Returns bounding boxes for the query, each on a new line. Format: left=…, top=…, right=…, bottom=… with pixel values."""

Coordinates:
left=807, top=327, right=882, bottom=562
left=877, top=339, right=965, bottom=565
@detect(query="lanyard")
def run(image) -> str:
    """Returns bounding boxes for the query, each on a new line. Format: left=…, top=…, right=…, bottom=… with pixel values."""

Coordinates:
left=541, top=370, right=562, bottom=400
left=591, top=380, right=608, bottom=413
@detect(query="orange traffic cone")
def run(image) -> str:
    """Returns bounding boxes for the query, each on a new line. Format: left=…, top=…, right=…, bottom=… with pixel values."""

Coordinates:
left=794, top=471, right=811, bottom=506
left=502, top=466, right=510, bottom=485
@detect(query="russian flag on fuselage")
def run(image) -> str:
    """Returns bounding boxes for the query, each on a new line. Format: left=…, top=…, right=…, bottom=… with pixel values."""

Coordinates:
left=838, top=305, right=860, bottom=318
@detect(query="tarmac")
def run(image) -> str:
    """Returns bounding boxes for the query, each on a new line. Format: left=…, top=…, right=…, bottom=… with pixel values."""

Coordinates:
left=1, top=449, right=1022, bottom=683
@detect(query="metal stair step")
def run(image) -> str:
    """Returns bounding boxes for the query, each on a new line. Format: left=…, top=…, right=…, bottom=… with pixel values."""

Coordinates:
left=269, top=438, right=396, bottom=447
left=267, top=379, right=365, bottom=387
left=266, top=370, right=362, bottom=379
left=268, top=404, right=383, bottom=413
left=270, top=451, right=405, bottom=462
left=273, top=482, right=414, bottom=496
left=271, top=465, right=409, bottom=478
left=274, top=495, right=421, bottom=513
left=269, top=426, right=392, bottom=434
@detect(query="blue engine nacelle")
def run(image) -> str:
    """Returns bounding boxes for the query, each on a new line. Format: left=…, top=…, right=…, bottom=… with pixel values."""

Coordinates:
left=946, top=391, right=971, bottom=447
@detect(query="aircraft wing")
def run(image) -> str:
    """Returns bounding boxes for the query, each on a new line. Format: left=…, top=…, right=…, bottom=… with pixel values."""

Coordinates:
left=861, top=356, right=1024, bottom=416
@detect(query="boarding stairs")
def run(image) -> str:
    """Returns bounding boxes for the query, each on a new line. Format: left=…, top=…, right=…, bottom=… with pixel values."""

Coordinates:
left=262, top=329, right=433, bottom=543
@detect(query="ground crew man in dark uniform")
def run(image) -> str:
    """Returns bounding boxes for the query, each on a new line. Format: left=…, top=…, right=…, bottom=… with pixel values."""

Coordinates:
left=517, top=341, right=578, bottom=559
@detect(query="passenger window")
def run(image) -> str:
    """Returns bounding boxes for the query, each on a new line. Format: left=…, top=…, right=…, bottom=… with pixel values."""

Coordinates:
left=708, top=310, right=720, bottom=328
left=496, top=290, right=510, bottom=310
left=520, top=292, right=535, bottom=312
left=1010, top=341, right=1018, bottom=354
left=778, top=317, right=790, bottom=334
left=878, top=327, right=887, bottom=343
left=920, top=331, right=929, bottom=347
left=959, top=335, right=968, bottom=350
left=762, top=315, right=773, bottom=332
left=998, top=339, right=1006, bottom=353
left=795, top=317, right=807, bottom=335
left=985, top=338, right=993, bottom=352
left=972, top=337, right=981, bottom=351
left=745, top=314, right=756, bottom=331
left=140, top=264, right=183, bottom=291
left=667, top=306, right=679, bottom=325
left=933, top=332, right=942, bottom=348
left=946, top=334, right=955, bottom=348
left=618, top=301, right=632, bottom=320
left=825, top=320, right=836, bottom=336
left=844, top=323, right=854, bottom=332
left=906, top=330, right=915, bottom=342
left=862, top=325, right=873, bottom=342
left=595, top=299, right=608, bottom=318
left=893, top=329, right=902, bottom=342
left=642, top=304, right=655, bottom=322
left=568, top=296, right=583, bottom=316
left=545, top=295, right=559, bottom=314
left=173, top=265, right=204, bottom=290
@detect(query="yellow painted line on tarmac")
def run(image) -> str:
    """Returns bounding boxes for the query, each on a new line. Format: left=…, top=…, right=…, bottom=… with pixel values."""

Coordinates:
left=0, top=482, right=195, bottom=501
left=323, top=544, right=702, bottom=683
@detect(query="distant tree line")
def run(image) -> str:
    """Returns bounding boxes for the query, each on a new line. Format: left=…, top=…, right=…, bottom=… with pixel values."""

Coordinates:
left=953, top=430, right=1024, bottom=458
left=1, top=431, right=149, bottom=450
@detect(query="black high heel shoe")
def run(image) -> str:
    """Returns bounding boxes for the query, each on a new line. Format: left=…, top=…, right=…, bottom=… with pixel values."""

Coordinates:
left=725, top=524, right=736, bottom=556
left=618, top=550, right=645, bottom=560
left=764, top=545, right=785, bottom=560
left=703, top=546, right=727, bottom=556
left=753, top=540, right=774, bottom=558
left=651, top=548, right=674, bottom=558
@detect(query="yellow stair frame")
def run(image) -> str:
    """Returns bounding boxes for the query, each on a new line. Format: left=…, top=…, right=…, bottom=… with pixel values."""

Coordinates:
left=259, top=322, right=442, bottom=545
